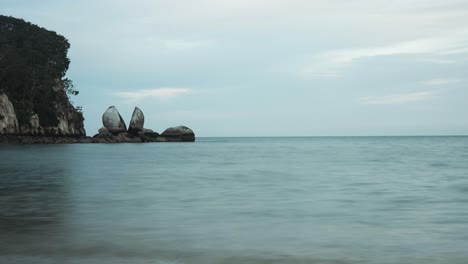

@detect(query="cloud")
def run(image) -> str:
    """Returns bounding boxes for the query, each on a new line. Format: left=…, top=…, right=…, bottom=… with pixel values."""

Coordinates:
left=422, top=79, right=460, bottom=85
left=419, top=58, right=458, bottom=64
left=360, top=91, right=433, bottom=105
left=312, top=72, right=341, bottom=78
left=158, top=110, right=250, bottom=121
left=114, top=88, right=191, bottom=101
left=144, top=37, right=213, bottom=52
left=303, top=30, right=468, bottom=76
left=439, top=46, right=468, bottom=55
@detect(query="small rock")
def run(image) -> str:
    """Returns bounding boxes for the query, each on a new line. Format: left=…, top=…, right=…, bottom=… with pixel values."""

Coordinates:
left=79, top=137, right=93, bottom=143
left=156, top=136, right=167, bottom=142
left=20, top=125, right=31, bottom=135
left=142, top=128, right=153, bottom=133
left=30, top=114, right=40, bottom=135
left=98, top=127, right=110, bottom=134
left=139, top=131, right=159, bottom=138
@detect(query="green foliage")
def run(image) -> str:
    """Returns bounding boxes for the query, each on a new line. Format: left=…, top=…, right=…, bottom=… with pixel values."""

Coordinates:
left=0, top=15, right=80, bottom=126
left=76, top=109, right=84, bottom=121
left=13, top=100, right=33, bottom=125
left=64, top=78, right=79, bottom=96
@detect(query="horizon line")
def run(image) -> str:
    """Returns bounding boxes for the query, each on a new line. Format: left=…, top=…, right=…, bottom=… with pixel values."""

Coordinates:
left=196, top=135, right=468, bottom=138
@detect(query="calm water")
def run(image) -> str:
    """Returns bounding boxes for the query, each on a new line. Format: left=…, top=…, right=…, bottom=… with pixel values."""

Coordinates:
left=1, top=137, right=468, bottom=264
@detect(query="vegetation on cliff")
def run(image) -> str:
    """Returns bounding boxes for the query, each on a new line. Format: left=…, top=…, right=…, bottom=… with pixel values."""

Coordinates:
left=0, top=15, right=81, bottom=127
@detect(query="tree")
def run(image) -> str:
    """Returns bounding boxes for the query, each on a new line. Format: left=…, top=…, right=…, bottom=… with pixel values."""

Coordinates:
left=0, top=15, right=81, bottom=126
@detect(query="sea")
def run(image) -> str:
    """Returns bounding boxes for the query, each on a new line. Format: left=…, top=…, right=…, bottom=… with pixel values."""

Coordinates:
left=1, top=136, right=468, bottom=264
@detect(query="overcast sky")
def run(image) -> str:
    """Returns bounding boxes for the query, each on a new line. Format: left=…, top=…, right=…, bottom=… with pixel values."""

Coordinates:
left=2, top=0, right=468, bottom=136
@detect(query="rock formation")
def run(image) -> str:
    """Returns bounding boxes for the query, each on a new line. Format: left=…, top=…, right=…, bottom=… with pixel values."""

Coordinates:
left=128, top=107, right=144, bottom=135
left=0, top=93, right=19, bottom=134
left=48, top=82, right=86, bottom=136
left=92, top=107, right=195, bottom=143
left=1, top=102, right=197, bottom=144
left=95, top=106, right=160, bottom=143
left=102, top=106, right=127, bottom=134
left=161, top=126, right=195, bottom=142
left=0, top=91, right=85, bottom=137
left=93, top=127, right=163, bottom=143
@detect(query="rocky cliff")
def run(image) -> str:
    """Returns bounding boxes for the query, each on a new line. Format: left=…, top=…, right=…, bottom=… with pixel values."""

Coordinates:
left=0, top=93, right=19, bottom=134
left=0, top=90, right=84, bottom=137
left=0, top=15, right=85, bottom=138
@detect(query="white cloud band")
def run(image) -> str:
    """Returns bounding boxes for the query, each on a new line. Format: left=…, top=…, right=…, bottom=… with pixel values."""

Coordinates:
left=114, top=88, right=191, bottom=101
left=360, top=91, right=433, bottom=105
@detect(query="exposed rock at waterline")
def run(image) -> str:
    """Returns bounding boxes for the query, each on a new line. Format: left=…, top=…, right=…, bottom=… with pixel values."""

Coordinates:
left=93, top=130, right=165, bottom=143
left=102, top=106, right=127, bottom=134
left=97, top=132, right=143, bottom=143
left=141, top=128, right=153, bottom=133
left=161, top=126, right=195, bottom=142
left=0, top=134, right=93, bottom=144
left=128, top=107, right=145, bottom=134
left=139, top=131, right=161, bottom=142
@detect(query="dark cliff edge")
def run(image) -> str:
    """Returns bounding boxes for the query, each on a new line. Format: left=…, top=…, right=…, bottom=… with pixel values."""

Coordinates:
left=0, top=15, right=86, bottom=143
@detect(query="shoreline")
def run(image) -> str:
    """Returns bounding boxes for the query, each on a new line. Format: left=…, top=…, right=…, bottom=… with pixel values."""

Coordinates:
left=0, top=134, right=194, bottom=144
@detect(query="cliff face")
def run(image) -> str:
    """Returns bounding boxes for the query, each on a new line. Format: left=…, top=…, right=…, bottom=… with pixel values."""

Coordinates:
left=0, top=15, right=85, bottom=137
left=0, top=91, right=84, bottom=136
left=50, top=82, right=86, bottom=136
left=0, top=93, right=19, bottom=134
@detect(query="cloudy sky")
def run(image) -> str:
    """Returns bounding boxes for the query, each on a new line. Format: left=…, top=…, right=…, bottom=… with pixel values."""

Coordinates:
left=2, top=0, right=468, bottom=136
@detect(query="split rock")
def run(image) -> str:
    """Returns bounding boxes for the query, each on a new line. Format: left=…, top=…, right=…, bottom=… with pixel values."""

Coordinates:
left=128, top=107, right=144, bottom=134
left=102, top=106, right=127, bottom=134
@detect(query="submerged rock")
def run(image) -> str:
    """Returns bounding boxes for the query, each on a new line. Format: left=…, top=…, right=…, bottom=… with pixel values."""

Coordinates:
left=128, top=107, right=144, bottom=134
left=102, top=106, right=127, bottom=134
left=161, top=125, right=195, bottom=142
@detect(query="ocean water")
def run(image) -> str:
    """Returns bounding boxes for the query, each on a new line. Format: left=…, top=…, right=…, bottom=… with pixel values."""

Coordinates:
left=1, top=136, right=468, bottom=264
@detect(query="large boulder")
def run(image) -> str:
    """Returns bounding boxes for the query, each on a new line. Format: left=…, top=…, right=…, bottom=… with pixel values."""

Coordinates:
left=128, top=107, right=144, bottom=134
left=102, top=106, right=127, bottom=134
left=161, top=125, right=195, bottom=142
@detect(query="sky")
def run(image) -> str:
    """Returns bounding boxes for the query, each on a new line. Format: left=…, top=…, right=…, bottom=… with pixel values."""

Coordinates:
left=2, top=0, right=468, bottom=136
